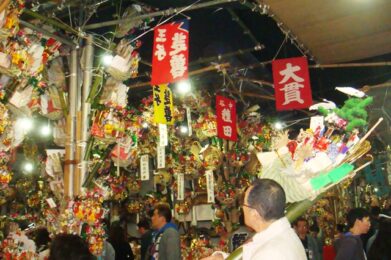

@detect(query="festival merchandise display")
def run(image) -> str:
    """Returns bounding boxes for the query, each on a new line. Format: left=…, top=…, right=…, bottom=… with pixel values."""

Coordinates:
left=0, top=1, right=386, bottom=259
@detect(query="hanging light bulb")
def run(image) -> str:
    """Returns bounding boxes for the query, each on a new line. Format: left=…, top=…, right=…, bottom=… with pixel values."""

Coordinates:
left=176, top=80, right=192, bottom=94
left=102, top=54, right=114, bottom=66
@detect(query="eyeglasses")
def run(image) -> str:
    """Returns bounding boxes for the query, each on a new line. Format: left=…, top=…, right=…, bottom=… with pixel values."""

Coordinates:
left=241, top=203, right=255, bottom=209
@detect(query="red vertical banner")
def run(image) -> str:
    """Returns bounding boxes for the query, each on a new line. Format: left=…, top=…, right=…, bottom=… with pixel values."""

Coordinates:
left=272, top=57, right=313, bottom=111
left=151, top=20, right=189, bottom=85
left=216, top=95, right=237, bottom=141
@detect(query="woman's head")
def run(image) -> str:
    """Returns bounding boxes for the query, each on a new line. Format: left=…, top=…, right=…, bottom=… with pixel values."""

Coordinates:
left=34, top=228, right=51, bottom=248
left=49, top=234, right=94, bottom=260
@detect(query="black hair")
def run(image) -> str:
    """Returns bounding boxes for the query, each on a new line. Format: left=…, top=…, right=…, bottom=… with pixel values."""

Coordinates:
left=371, top=206, right=381, bottom=217
left=346, top=208, right=370, bottom=229
left=367, top=217, right=391, bottom=260
left=108, top=224, right=127, bottom=244
left=336, top=224, right=345, bottom=233
left=155, top=203, right=172, bottom=223
left=137, top=218, right=150, bottom=230
left=293, top=217, right=308, bottom=227
left=34, top=228, right=51, bottom=249
left=247, top=178, right=286, bottom=221
left=48, top=234, right=94, bottom=260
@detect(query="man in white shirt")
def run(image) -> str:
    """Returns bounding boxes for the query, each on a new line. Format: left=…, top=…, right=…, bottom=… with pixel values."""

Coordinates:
left=203, top=178, right=306, bottom=260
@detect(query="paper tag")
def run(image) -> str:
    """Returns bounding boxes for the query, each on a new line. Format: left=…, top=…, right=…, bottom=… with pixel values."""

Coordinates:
left=206, top=170, right=215, bottom=203
left=186, top=107, right=192, bottom=137
left=177, top=173, right=185, bottom=200
left=159, top=124, right=168, bottom=146
left=310, top=116, right=324, bottom=133
left=157, top=145, right=166, bottom=169
left=46, top=198, right=57, bottom=208
left=140, top=154, right=150, bottom=181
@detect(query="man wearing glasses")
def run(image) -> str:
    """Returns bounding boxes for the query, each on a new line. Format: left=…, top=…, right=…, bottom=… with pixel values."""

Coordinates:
left=203, top=179, right=306, bottom=259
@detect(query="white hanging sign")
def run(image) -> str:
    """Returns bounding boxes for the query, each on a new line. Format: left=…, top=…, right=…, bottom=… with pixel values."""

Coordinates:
left=206, top=170, right=215, bottom=203
left=310, top=116, right=325, bottom=133
left=159, top=124, right=168, bottom=146
left=140, top=154, right=150, bottom=181
left=46, top=198, right=57, bottom=208
left=157, top=145, right=166, bottom=169
left=186, top=107, right=192, bottom=137
left=177, top=173, right=185, bottom=200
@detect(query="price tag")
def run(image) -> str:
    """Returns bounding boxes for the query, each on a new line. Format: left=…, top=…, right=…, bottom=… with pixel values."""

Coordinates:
left=157, top=145, right=166, bottom=169
left=186, top=107, right=192, bottom=137
left=177, top=173, right=184, bottom=200
left=159, top=124, right=168, bottom=146
left=206, top=170, right=215, bottom=203
left=140, top=154, right=150, bottom=181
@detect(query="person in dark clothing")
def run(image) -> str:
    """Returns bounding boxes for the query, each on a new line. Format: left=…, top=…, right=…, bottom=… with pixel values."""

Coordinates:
left=293, top=217, right=322, bottom=260
left=334, top=208, right=371, bottom=260
left=367, top=215, right=391, bottom=260
left=49, top=234, right=94, bottom=260
left=362, top=206, right=381, bottom=251
left=108, top=225, right=135, bottom=260
left=33, top=228, right=51, bottom=258
left=137, top=218, right=153, bottom=260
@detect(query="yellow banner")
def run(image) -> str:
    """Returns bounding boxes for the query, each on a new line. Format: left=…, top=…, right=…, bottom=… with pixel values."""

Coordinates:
left=153, top=84, right=174, bottom=124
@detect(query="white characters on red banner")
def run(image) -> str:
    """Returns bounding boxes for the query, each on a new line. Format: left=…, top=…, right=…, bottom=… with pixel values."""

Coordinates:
left=154, top=29, right=167, bottom=61
left=170, top=53, right=187, bottom=78
left=279, top=63, right=305, bottom=105
left=223, top=126, right=232, bottom=137
left=170, top=32, right=188, bottom=79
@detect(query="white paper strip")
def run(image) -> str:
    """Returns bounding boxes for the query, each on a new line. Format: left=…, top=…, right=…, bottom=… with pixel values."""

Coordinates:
left=177, top=173, right=185, bottom=200
left=310, top=116, right=324, bottom=133
left=186, top=107, right=192, bottom=137
left=159, top=124, right=168, bottom=146
left=140, top=154, right=149, bottom=181
left=46, top=198, right=57, bottom=208
left=206, top=170, right=215, bottom=203
left=157, top=145, right=166, bottom=169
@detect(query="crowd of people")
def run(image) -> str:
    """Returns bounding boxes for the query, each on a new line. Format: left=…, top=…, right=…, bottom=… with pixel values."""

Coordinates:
left=1, top=179, right=390, bottom=260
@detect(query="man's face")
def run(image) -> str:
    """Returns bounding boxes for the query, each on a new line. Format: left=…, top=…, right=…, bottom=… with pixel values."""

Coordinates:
left=138, top=227, right=145, bottom=235
left=243, top=186, right=254, bottom=228
left=151, top=209, right=164, bottom=229
left=356, top=216, right=371, bottom=234
left=295, top=220, right=308, bottom=237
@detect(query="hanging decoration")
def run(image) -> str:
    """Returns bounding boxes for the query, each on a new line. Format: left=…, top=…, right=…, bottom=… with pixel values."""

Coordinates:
left=272, top=56, right=313, bottom=111
left=151, top=20, right=189, bottom=85
left=216, top=95, right=237, bottom=141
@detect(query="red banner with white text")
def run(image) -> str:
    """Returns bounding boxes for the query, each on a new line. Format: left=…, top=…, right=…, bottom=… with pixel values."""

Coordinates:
left=216, top=95, right=237, bottom=141
left=151, top=20, right=189, bottom=86
left=272, top=57, right=313, bottom=111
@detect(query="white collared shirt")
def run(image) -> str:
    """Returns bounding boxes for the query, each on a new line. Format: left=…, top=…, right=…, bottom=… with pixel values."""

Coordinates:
left=243, top=217, right=307, bottom=260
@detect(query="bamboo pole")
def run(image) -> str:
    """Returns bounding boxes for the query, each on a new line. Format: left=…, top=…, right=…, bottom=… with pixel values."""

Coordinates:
left=190, top=46, right=264, bottom=66
left=84, top=0, right=239, bottom=30
left=0, top=0, right=10, bottom=13
left=128, top=63, right=230, bottom=89
left=78, top=35, right=94, bottom=194
left=19, top=20, right=77, bottom=47
left=64, top=48, right=78, bottom=198
left=309, top=62, right=391, bottom=69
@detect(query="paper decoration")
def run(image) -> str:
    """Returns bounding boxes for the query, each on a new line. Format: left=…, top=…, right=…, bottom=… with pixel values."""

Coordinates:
left=205, top=170, right=215, bottom=203
left=310, top=116, right=325, bottom=133
left=151, top=20, right=189, bottom=85
left=157, top=145, right=166, bottom=169
left=177, top=173, right=184, bottom=200
left=153, top=84, right=174, bottom=125
left=46, top=198, right=57, bottom=208
left=216, top=95, right=237, bottom=141
left=140, top=154, right=150, bottom=181
left=186, top=106, right=192, bottom=136
left=159, top=124, right=168, bottom=146
left=272, top=57, right=313, bottom=111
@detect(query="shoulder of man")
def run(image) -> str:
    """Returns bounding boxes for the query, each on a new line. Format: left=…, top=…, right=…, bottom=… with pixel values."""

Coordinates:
left=162, top=226, right=179, bottom=237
